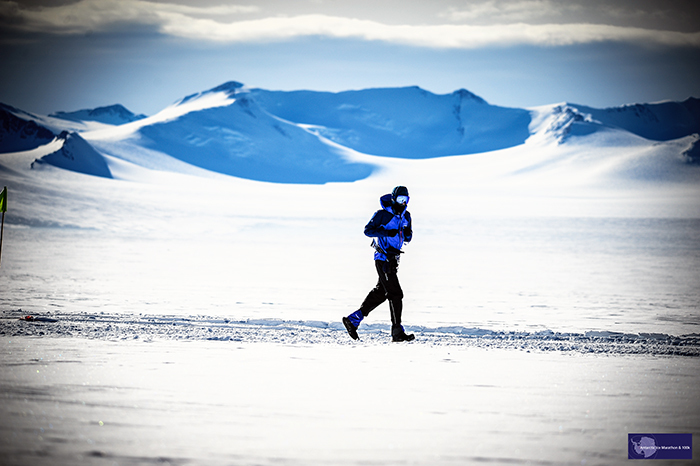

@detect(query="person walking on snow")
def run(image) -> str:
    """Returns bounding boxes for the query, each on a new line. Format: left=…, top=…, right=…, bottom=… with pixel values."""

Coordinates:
left=343, top=186, right=415, bottom=342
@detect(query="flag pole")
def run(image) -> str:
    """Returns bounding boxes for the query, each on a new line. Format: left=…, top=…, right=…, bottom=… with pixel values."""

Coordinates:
left=0, top=186, right=6, bottom=268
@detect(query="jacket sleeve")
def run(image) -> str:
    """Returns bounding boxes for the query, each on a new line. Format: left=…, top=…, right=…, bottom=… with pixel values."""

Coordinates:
left=403, top=212, right=413, bottom=243
left=364, top=211, right=393, bottom=237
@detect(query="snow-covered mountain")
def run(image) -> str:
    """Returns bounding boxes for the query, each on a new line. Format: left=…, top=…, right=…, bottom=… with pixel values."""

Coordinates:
left=0, top=82, right=699, bottom=183
left=32, top=131, right=113, bottom=179
left=82, top=81, right=374, bottom=183
left=569, top=99, right=700, bottom=142
left=248, top=86, right=532, bottom=158
left=50, top=104, right=146, bottom=126
left=1, top=103, right=55, bottom=154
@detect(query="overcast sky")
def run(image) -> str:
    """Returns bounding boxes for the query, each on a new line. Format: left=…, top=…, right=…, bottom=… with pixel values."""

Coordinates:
left=1, top=0, right=699, bottom=115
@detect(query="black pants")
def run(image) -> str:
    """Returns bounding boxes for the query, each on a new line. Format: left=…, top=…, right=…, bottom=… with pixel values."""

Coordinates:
left=359, top=260, right=404, bottom=326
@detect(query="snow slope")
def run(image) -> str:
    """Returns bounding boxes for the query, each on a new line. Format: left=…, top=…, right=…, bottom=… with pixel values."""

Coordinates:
left=32, top=131, right=113, bottom=179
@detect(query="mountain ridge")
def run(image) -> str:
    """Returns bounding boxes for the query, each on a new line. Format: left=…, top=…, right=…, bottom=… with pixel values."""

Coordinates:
left=50, top=104, right=147, bottom=126
left=1, top=82, right=699, bottom=183
left=569, top=98, right=700, bottom=142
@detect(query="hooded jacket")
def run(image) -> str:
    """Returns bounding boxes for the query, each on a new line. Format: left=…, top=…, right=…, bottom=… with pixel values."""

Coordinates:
left=364, top=193, right=413, bottom=261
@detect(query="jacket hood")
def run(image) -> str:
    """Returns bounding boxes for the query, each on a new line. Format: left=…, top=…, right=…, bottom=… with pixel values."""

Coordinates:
left=380, top=193, right=393, bottom=211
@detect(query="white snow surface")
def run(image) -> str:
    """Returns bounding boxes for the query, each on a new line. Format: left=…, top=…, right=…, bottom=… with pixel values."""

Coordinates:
left=1, top=83, right=699, bottom=465
left=2, top=335, right=697, bottom=466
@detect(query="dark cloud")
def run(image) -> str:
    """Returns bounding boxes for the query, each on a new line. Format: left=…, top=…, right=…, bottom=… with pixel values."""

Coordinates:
left=8, top=0, right=80, bottom=6
left=0, top=0, right=698, bottom=115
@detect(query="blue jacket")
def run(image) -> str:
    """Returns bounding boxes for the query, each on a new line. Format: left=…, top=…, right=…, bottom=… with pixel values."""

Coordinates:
left=364, top=194, right=413, bottom=261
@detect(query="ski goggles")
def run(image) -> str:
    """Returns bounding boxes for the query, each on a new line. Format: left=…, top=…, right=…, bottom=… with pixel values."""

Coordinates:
left=395, top=195, right=409, bottom=205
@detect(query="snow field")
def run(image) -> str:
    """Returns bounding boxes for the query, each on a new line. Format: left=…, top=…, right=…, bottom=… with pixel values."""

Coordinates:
left=1, top=337, right=698, bottom=466
left=1, top=157, right=699, bottom=336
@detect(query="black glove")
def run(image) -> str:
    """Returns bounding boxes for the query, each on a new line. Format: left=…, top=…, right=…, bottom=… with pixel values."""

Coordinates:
left=403, top=226, right=411, bottom=236
left=385, top=246, right=402, bottom=256
left=382, top=228, right=399, bottom=237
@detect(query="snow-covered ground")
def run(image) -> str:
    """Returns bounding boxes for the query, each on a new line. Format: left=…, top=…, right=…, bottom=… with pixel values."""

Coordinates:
left=1, top=336, right=698, bottom=466
left=1, top=85, right=699, bottom=465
